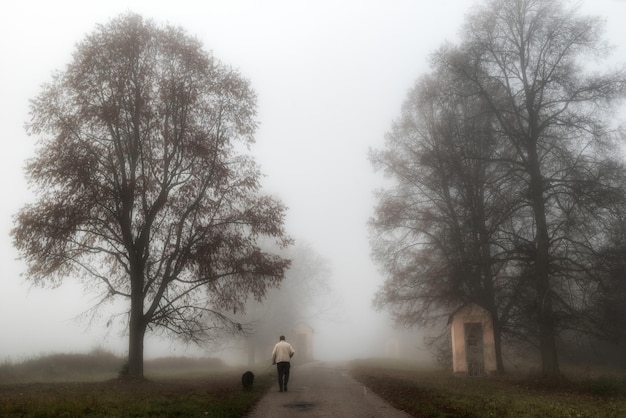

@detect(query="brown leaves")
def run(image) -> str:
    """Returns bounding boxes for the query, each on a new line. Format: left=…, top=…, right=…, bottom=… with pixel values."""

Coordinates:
left=13, top=13, right=292, bottom=350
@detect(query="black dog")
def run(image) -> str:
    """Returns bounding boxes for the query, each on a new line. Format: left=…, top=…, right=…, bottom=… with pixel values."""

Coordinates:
left=241, top=370, right=254, bottom=391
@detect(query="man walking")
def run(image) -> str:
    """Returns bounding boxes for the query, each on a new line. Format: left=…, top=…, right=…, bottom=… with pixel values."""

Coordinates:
left=272, top=335, right=295, bottom=392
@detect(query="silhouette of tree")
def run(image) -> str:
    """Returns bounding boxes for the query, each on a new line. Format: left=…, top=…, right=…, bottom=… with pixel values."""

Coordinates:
left=444, top=0, right=626, bottom=376
left=370, top=63, right=517, bottom=373
left=237, top=241, right=334, bottom=364
left=13, top=14, right=291, bottom=378
left=372, top=0, right=626, bottom=377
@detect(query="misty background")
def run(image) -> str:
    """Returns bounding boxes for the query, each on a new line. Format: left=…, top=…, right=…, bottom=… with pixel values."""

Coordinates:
left=1, top=0, right=625, bottom=364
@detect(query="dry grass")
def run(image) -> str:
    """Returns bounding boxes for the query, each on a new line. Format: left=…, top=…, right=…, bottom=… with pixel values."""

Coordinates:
left=349, top=358, right=626, bottom=417
left=0, top=371, right=273, bottom=417
left=0, top=352, right=272, bottom=417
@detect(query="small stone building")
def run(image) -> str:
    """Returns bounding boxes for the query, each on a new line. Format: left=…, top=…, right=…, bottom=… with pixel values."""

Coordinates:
left=292, top=323, right=314, bottom=363
left=385, top=337, right=399, bottom=358
left=448, top=303, right=497, bottom=376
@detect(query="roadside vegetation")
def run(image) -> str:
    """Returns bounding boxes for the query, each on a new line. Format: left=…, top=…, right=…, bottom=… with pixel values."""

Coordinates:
left=0, top=350, right=272, bottom=417
left=3, top=354, right=626, bottom=416
left=350, top=358, right=626, bottom=417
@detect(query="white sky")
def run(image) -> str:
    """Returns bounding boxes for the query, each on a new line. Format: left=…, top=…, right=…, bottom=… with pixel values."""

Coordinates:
left=1, top=0, right=625, bottom=363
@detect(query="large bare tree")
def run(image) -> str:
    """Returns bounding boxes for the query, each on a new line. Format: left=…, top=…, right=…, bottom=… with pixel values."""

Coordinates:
left=439, top=0, right=626, bottom=376
left=12, top=14, right=291, bottom=378
left=372, top=0, right=626, bottom=377
left=369, top=65, right=518, bottom=373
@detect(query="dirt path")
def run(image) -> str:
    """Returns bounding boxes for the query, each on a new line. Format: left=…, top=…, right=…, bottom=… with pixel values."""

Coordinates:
left=247, top=361, right=412, bottom=417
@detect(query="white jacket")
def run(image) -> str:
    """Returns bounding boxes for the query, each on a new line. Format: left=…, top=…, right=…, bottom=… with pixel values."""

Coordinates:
left=272, top=340, right=295, bottom=363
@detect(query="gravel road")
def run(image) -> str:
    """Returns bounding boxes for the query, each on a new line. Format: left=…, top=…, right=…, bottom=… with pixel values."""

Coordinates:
left=247, top=361, right=412, bottom=417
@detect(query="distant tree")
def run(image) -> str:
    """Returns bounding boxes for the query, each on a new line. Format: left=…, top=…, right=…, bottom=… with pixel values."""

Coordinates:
left=439, top=0, right=626, bottom=376
left=237, top=241, right=334, bottom=363
left=12, top=14, right=291, bottom=379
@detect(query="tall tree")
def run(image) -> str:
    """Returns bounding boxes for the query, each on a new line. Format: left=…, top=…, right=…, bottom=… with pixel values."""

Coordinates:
left=370, top=66, right=517, bottom=373
left=12, top=14, right=291, bottom=378
left=441, top=0, right=626, bottom=376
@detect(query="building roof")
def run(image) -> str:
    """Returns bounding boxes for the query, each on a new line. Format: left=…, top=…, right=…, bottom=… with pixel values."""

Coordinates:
left=447, top=302, right=488, bottom=325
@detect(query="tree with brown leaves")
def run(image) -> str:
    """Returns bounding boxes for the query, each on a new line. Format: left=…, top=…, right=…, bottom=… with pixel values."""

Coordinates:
left=13, top=14, right=291, bottom=379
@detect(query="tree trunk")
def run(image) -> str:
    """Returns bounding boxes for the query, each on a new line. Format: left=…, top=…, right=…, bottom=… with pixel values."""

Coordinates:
left=537, top=275, right=559, bottom=377
left=492, top=313, right=505, bottom=374
left=127, top=273, right=146, bottom=379
left=477, top=212, right=504, bottom=374
left=528, top=148, right=560, bottom=377
left=482, top=276, right=505, bottom=374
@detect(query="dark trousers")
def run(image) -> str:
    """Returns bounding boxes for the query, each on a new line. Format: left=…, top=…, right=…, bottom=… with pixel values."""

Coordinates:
left=276, top=361, right=290, bottom=391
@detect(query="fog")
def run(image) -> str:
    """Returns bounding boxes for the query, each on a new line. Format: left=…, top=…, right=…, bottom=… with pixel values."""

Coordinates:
left=1, top=0, right=625, bottom=365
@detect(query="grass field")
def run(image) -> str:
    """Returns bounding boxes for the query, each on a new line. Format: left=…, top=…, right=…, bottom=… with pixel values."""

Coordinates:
left=349, top=358, right=626, bottom=417
left=0, top=370, right=273, bottom=417
left=3, top=354, right=626, bottom=417
left=0, top=352, right=273, bottom=417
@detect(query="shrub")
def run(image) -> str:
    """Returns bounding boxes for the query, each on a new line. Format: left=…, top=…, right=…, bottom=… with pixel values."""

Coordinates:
left=587, top=376, right=626, bottom=397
